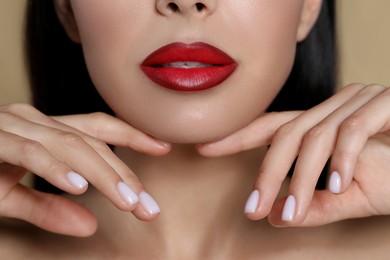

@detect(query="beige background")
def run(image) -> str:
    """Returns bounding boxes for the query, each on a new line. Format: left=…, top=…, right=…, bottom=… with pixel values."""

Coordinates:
left=1, top=1, right=390, bottom=105
left=0, top=1, right=29, bottom=105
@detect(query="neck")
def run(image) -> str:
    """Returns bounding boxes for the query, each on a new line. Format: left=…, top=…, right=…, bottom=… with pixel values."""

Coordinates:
left=91, top=144, right=267, bottom=257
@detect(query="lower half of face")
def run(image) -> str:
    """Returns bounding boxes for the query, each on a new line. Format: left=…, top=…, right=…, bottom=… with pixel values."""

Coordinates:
left=71, top=0, right=304, bottom=144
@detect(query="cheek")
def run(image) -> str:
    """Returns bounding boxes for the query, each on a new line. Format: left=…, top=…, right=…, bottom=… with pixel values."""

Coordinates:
left=71, top=1, right=154, bottom=84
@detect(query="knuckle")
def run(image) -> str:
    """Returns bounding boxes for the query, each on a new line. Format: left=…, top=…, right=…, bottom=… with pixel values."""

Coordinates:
left=340, top=115, right=365, bottom=135
left=275, top=122, right=295, bottom=139
left=304, top=124, right=327, bottom=141
left=60, top=132, right=85, bottom=148
left=20, top=140, right=43, bottom=157
left=19, top=140, right=45, bottom=167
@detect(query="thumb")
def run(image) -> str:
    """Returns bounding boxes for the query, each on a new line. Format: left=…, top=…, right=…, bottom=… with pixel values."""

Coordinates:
left=1, top=185, right=97, bottom=237
left=197, top=111, right=302, bottom=157
left=267, top=182, right=377, bottom=227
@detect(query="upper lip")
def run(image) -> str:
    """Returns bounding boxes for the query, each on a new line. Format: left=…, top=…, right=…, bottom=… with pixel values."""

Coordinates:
left=141, top=42, right=236, bottom=67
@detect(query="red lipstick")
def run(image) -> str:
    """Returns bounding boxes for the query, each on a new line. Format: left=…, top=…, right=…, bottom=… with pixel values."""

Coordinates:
left=141, top=42, right=237, bottom=91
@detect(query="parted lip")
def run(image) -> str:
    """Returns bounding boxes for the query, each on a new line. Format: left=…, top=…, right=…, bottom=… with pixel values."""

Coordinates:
left=140, top=42, right=237, bottom=91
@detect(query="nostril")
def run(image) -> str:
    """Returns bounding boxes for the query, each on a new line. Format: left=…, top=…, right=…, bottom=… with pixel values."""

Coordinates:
left=195, top=3, right=206, bottom=11
left=168, top=2, right=179, bottom=12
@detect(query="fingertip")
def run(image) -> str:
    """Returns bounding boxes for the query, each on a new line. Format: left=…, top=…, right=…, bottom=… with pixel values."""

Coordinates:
left=243, top=189, right=274, bottom=221
left=132, top=204, right=160, bottom=222
left=328, top=171, right=342, bottom=194
left=66, top=171, right=89, bottom=195
left=153, top=139, right=172, bottom=149
left=131, top=191, right=161, bottom=221
left=196, top=142, right=225, bottom=157
left=195, top=143, right=213, bottom=156
left=71, top=217, right=98, bottom=237
left=144, top=138, right=172, bottom=156
left=267, top=196, right=306, bottom=227
left=132, top=208, right=160, bottom=222
left=116, top=181, right=140, bottom=211
left=43, top=196, right=98, bottom=237
left=244, top=189, right=260, bottom=214
left=267, top=197, right=289, bottom=227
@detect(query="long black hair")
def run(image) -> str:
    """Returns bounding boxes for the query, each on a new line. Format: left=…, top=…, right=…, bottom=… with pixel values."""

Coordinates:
left=25, top=0, right=336, bottom=192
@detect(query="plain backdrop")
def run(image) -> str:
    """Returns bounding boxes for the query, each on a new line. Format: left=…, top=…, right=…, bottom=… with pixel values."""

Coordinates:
left=1, top=1, right=390, bottom=105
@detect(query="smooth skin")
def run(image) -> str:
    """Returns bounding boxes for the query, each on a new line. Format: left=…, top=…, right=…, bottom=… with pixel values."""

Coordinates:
left=198, top=83, right=390, bottom=226
left=0, top=104, right=171, bottom=236
left=1, top=0, right=390, bottom=258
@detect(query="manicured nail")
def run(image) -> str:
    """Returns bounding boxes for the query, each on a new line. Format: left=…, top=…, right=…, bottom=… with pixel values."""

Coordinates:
left=245, top=189, right=260, bottom=214
left=282, top=195, right=296, bottom=222
left=139, top=191, right=160, bottom=215
left=154, top=139, right=171, bottom=148
left=329, top=171, right=341, bottom=194
left=117, top=182, right=139, bottom=206
left=67, top=171, right=88, bottom=189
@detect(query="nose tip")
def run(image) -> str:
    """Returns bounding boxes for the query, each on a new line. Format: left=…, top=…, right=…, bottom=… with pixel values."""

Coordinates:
left=156, top=0, right=216, bottom=17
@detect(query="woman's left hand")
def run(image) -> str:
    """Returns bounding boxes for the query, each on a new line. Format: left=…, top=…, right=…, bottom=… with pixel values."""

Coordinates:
left=197, top=83, right=390, bottom=227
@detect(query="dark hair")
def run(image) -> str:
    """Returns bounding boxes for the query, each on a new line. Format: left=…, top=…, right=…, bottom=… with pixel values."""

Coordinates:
left=25, top=0, right=336, bottom=192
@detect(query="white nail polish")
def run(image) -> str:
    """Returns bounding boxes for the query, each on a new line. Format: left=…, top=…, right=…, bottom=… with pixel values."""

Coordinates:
left=139, top=191, right=160, bottom=215
left=245, top=189, right=260, bottom=214
left=67, top=171, right=88, bottom=189
left=329, top=171, right=341, bottom=194
left=282, top=195, right=296, bottom=222
left=117, top=182, right=139, bottom=206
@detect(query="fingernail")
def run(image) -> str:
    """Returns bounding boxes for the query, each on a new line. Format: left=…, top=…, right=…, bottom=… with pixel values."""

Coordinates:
left=117, top=182, right=139, bottom=206
left=245, top=189, right=260, bottom=214
left=67, top=171, right=88, bottom=189
left=282, top=195, right=296, bottom=222
left=139, top=191, right=160, bottom=215
left=329, top=171, right=341, bottom=194
left=154, top=139, right=171, bottom=148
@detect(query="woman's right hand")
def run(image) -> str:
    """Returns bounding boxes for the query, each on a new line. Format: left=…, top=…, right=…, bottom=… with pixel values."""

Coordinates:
left=0, top=103, right=171, bottom=237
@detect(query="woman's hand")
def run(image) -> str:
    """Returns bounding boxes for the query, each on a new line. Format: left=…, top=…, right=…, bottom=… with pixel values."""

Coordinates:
left=0, top=103, right=171, bottom=237
left=197, top=83, right=390, bottom=227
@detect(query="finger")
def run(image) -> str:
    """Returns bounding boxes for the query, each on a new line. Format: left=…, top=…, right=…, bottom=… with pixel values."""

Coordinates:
left=131, top=191, right=161, bottom=221
left=0, top=104, right=171, bottom=156
left=267, top=182, right=378, bottom=227
left=197, top=111, right=302, bottom=157
left=331, top=85, right=390, bottom=193
left=0, top=184, right=97, bottom=237
left=0, top=130, right=89, bottom=195
left=1, top=105, right=161, bottom=221
left=245, top=83, right=366, bottom=220
left=0, top=163, right=26, bottom=191
left=82, top=140, right=161, bottom=220
left=198, top=84, right=366, bottom=158
left=285, top=84, right=388, bottom=223
left=52, top=113, right=171, bottom=156
left=0, top=116, right=141, bottom=212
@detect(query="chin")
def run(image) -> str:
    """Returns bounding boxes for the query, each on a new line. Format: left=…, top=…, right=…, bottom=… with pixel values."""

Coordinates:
left=141, top=122, right=240, bottom=145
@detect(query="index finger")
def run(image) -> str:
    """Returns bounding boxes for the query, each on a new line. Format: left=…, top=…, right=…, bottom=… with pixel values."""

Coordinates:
left=196, top=111, right=302, bottom=157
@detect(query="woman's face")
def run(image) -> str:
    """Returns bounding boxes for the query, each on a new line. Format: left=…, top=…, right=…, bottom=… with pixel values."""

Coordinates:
left=62, top=0, right=321, bottom=144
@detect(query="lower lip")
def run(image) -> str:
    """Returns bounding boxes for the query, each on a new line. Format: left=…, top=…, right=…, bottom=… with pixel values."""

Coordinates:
left=141, top=43, right=237, bottom=92
left=141, top=65, right=237, bottom=92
